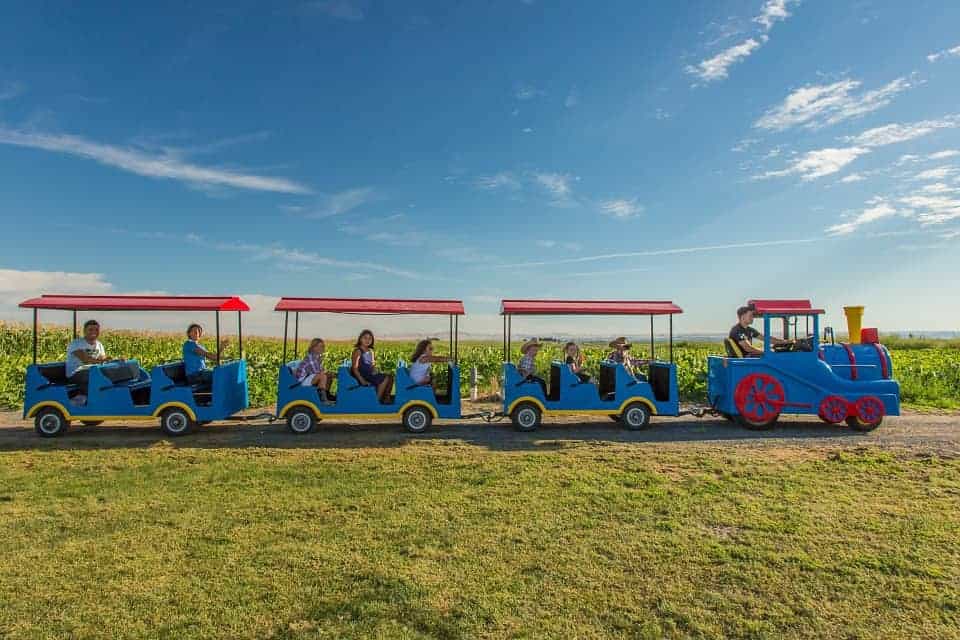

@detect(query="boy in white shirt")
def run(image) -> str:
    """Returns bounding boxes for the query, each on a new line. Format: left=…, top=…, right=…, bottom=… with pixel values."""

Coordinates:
left=66, top=319, right=109, bottom=386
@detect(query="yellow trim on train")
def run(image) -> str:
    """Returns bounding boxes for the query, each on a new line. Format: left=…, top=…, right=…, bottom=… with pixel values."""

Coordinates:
left=505, top=396, right=658, bottom=417
left=26, top=400, right=198, bottom=422
left=278, top=400, right=439, bottom=420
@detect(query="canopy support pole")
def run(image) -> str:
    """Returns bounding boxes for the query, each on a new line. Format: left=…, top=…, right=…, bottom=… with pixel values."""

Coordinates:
left=454, top=315, right=459, bottom=364
left=507, top=315, right=512, bottom=360
left=649, top=315, right=655, bottom=360
left=215, top=311, right=221, bottom=366
left=293, top=312, right=300, bottom=359
left=282, top=311, right=289, bottom=362
left=669, top=314, right=674, bottom=363
left=72, top=311, right=77, bottom=339
left=32, top=308, right=38, bottom=365
left=237, top=311, right=243, bottom=358
left=502, top=315, right=507, bottom=362
left=449, top=315, right=454, bottom=362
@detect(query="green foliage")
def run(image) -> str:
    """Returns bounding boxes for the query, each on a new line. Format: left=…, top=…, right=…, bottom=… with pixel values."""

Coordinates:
left=2, top=323, right=957, bottom=410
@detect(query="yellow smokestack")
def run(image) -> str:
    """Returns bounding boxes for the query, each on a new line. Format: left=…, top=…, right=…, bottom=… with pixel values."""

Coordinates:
left=843, top=306, right=865, bottom=344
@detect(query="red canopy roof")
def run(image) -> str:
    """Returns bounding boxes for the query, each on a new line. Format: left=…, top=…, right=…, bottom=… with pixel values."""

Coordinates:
left=274, top=297, right=465, bottom=315
left=748, top=299, right=824, bottom=315
left=19, top=295, right=250, bottom=312
left=500, top=300, right=683, bottom=316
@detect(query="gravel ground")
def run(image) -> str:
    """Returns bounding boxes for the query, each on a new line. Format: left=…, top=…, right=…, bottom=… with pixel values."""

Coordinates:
left=1, top=402, right=957, bottom=456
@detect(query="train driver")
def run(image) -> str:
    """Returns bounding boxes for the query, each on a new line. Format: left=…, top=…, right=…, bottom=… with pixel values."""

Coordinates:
left=730, top=305, right=788, bottom=357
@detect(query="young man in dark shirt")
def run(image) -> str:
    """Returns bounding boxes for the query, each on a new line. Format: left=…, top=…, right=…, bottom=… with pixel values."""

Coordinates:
left=729, top=305, right=787, bottom=356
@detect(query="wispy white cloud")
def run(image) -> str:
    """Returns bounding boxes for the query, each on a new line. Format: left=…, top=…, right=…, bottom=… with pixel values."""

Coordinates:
left=564, top=88, right=580, bottom=108
left=825, top=199, right=897, bottom=235
left=844, top=115, right=960, bottom=147
left=514, top=83, right=543, bottom=101
left=536, top=239, right=582, bottom=252
left=753, top=0, right=797, bottom=30
left=491, top=237, right=819, bottom=269
left=927, top=44, right=960, bottom=63
left=929, top=150, right=960, bottom=160
left=755, top=77, right=913, bottom=131
left=759, top=147, right=870, bottom=181
left=599, top=198, right=644, bottom=219
left=760, top=116, right=960, bottom=181
left=188, top=234, right=421, bottom=279
left=475, top=172, right=521, bottom=191
left=686, top=37, right=766, bottom=83
left=0, top=268, right=112, bottom=297
left=913, top=166, right=958, bottom=181
left=0, top=127, right=310, bottom=194
left=306, top=0, right=366, bottom=21
left=300, top=187, right=375, bottom=218
left=899, top=193, right=960, bottom=225
left=533, top=171, right=577, bottom=204
left=687, top=0, right=798, bottom=84
left=840, top=173, right=867, bottom=183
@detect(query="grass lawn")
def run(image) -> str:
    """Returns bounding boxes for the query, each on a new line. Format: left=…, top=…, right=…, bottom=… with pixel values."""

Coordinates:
left=1, top=442, right=958, bottom=639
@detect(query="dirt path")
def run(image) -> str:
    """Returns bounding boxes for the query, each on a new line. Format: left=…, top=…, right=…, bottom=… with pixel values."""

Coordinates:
left=1, top=403, right=958, bottom=456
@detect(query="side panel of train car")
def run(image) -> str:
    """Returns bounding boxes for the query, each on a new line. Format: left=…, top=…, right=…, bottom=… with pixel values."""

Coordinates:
left=276, top=360, right=462, bottom=434
left=24, top=359, right=249, bottom=436
left=502, top=360, right=680, bottom=431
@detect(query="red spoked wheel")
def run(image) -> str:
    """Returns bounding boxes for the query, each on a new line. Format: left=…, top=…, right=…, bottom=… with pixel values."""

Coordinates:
left=733, top=373, right=785, bottom=430
left=818, top=395, right=851, bottom=424
left=846, top=395, right=885, bottom=431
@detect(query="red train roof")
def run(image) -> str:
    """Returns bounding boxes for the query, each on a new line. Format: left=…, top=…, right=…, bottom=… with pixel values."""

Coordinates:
left=274, top=297, right=465, bottom=315
left=748, top=299, right=824, bottom=315
left=500, top=300, right=683, bottom=316
left=19, top=295, right=250, bottom=312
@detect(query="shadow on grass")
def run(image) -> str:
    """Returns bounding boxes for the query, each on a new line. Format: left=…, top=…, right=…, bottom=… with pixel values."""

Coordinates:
left=0, top=414, right=870, bottom=454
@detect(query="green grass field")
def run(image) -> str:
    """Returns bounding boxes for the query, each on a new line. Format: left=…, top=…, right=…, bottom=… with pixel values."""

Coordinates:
left=2, top=323, right=959, bottom=410
left=1, top=444, right=958, bottom=639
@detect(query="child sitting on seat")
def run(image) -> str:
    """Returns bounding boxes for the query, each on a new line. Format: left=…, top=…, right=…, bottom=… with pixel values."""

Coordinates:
left=564, top=342, right=591, bottom=384
left=518, top=338, right=547, bottom=396
left=295, top=338, right=333, bottom=404
left=182, top=323, right=225, bottom=390
left=410, top=339, right=451, bottom=386
left=607, top=336, right=645, bottom=379
left=351, top=329, right=394, bottom=403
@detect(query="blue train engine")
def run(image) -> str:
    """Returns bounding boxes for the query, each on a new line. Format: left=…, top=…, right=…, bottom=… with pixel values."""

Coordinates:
left=273, top=297, right=464, bottom=434
left=500, top=299, right=683, bottom=431
left=20, top=295, right=250, bottom=437
left=708, top=299, right=899, bottom=430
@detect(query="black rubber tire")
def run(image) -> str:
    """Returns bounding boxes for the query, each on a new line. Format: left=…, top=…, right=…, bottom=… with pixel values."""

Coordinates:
left=81, top=420, right=104, bottom=427
left=34, top=407, right=69, bottom=438
left=845, top=416, right=882, bottom=432
left=620, top=402, right=652, bottom=430
left=511, top=402, right=542, bottom=432
left=286, top=408, right=317, bottom=435
left=160, top=407, right=196, bottom=437
left=736, top=414, right=779, bottom=431
left=402, top=406, right=433, bottom=433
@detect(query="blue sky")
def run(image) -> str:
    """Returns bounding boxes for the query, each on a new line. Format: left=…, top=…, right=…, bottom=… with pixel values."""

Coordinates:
left=1, top=0, right=959, bottom=337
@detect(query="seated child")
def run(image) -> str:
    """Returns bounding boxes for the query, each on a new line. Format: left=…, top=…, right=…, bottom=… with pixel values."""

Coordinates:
left=518, top=338, right=547, bottom=396
left=607, top=336, right=645, bottom=379
left=351, top=329, right=394, bottom=403
left=182, top=323, right=225, bottom=390
left=409, top=338, right=451, bottom=387
left=564, top=342, right=592, bottom=384
left=294, top=338, right=333, bottom=404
